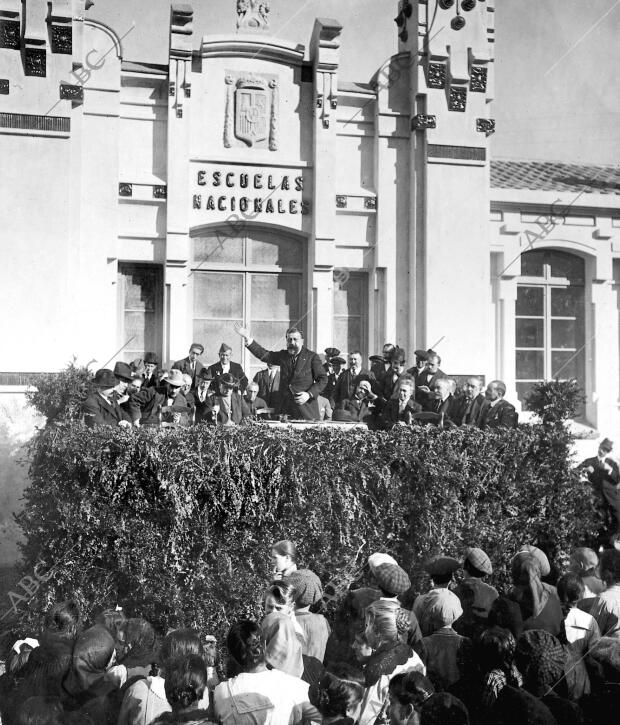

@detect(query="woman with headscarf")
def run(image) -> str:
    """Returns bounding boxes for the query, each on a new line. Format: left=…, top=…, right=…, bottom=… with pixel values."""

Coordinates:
left=213, top=619, right=319, bottom=725
left=508, top=553, right=563, bottom=636
left=260, top=611, right=305, bottom=678
left=62, top=624, right=121, bottom=725
left=357, top=600, right=425, bottom=725
left=419, top=589, right=471, bottom=692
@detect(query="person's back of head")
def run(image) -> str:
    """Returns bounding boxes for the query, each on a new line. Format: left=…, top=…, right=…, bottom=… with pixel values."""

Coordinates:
left=420, top=693, right=469, bottom=725
left=94, top=608, right=126, bottom=641
left=389, top=670, right=435, bottom=710
left=227, top=619, right=264, bottom=671
left=15, top=696, right=64, bottom=725
left=122, top=617, right=156, bottom=656
left=309, top=672, right=364, bottom=718
left=44, top=600, right=81, bottom=639
left=476, top=626, right=516, bottom=673
left=599, top=549, right=620, bottom=587
left=160, top=628, right=204, bottom=663
left=556, top=572, right=585, bottom=606
left=164, top=654, right=208, bottom=712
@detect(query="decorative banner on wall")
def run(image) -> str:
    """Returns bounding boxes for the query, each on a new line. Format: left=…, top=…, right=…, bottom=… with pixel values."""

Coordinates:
left=190, top=162, right=311, bottom=231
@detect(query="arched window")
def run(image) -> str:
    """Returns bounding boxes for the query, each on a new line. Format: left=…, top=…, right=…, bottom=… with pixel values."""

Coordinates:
left=515, top=250, right=585, bottom=409
left=191, top=227, right=305, bottom=378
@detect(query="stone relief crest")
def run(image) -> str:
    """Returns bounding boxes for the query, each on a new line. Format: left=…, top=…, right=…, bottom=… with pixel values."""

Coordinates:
left=237, top=0, right=270, bottom=31
left=224, top=73, right=279, bottom=150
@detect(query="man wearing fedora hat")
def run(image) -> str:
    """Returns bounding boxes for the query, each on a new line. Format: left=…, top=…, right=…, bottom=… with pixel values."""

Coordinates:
left=207, top=343, right=249, bottom=393
left=380, top=347, right=412, bottom=401
left=83, top=369, right=132, bottom=428
left=128, top=368, right=190, bottom=427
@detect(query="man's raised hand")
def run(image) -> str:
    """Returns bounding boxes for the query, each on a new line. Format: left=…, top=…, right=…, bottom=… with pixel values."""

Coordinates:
left=234, top=321, right=251, bottom=342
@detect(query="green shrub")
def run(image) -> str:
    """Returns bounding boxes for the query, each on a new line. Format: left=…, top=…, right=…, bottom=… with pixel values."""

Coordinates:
left=526, top=379, right=585, bottom=427
left=6, top=421, right=599, bottom=646
left=25, top=360, right=93, bottom=423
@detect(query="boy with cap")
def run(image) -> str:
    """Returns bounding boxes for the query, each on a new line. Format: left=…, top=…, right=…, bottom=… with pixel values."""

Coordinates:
left=413, top=557, right=461, bottom=637
left=282, top=569, right=331, bottom=662
left=83, top=369, right=132, bottom=428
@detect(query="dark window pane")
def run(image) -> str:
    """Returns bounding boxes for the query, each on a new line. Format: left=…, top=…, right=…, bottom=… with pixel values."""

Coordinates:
left=193, top=234, right=244, bottom=264
left=549, top=251, right=584, bottom=283
left=551, top=319, right=582, bottom=349
left=551, top=350, right=584, bottom=380
left=516, top=350, right=544, bottom=379
left=516, top=286, right=544, bottom=316
left=521, top=251, right=545, bottom=277
left=551, top=287, right=583, bottom=317
left=250, top=234, right=303, bottom=269
left=516, top=318, right=544, bottom=348
left=193, top=272, right=243, bottom=319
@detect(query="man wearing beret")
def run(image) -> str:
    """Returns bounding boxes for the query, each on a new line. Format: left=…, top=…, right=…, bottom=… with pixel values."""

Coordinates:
left=207, top=342, right=249, bottom=393
left=235, top=323, right=327, bottom=421
left=83, top=369, right=132, bottom=428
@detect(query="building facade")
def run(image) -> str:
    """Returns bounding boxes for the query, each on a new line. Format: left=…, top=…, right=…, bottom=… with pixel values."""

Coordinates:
left=1, top=0, right=620, bottom=435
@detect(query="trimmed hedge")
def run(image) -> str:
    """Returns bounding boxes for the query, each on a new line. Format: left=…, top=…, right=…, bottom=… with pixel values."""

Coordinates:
left=8, top=421, right=600, bottom=646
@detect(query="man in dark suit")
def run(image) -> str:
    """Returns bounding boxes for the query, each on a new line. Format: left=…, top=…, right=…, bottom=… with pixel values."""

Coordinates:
left=407, top=349, right=429, bottom=387
left=381, top=347, right=412, bottom=401
left=244, top=381, right=268, bottom=416
left=580, top=438, right=620, bottom=535
left=189, top=368, right=215, bottom=424
left=253, top=363, right=281, bottom=410
left=428, top=378, right=458, bottom=422
left=235, top=323, right=327, bottom=420
left=142, top=351, right=160, bottom=388
left=452, top=376, right=486, bottom=426
left=416, top=350, right=448, bottom=409
left=172, top=343, right=205, bottom=389
left=370, top=343, right=396, bottom=384
left=334, top=351, right=376, bottom=406
left=333, top=380, right=378, bottom=424
left=207, top=343, right=249, bottom=392
left=128, top=369, right=191, bottom=427
left=83, top=369, right=132, bottom=428
left=478, top=380, right=518, bottom=429
left=380, top=379, right=422, bottom=428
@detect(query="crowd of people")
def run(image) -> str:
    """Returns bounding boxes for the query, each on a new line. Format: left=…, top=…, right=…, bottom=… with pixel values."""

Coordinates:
left=2, top=540, right=620, bottom=725
left=82, top=326, right=518, bottom=430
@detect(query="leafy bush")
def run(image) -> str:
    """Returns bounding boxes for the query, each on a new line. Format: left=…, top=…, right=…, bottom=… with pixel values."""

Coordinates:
left=25, top=360, right=93, bottom=423
left=7, top=421, right=599, bottom=646
left=526, top=379, right=585, bottom=427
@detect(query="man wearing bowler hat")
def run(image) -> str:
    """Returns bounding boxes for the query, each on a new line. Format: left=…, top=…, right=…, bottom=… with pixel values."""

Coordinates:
left=83, top=369, right=132, bottom=428
left=234, top=322, right=327, bottom=420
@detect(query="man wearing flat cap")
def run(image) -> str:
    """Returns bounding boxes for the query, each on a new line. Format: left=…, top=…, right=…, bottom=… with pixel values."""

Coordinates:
left=407, top=349, right=429, bottom=388
left=235, top=323, right=327, bottom=420
left=207, top=342, right=249, bottom=393
left=455, top=547, right=498, bottom=629
left=413, top=556, right=461, bottom=635
left=83, top=369, right=132, bottom=428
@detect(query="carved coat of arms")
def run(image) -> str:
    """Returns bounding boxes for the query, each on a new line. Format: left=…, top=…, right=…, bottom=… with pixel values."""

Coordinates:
left=235, top=79, right=268, bottom=146
left=224, top=73, right=279, bottom=151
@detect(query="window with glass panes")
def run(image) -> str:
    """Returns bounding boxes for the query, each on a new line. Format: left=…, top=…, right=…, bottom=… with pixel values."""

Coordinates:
left=333, top=271, right=368, bottom=358
left=117, top=263, right=163, bottom=362
left=515, top=250, right=585, bottom=409
left=191, top=229, right=305, bottom=381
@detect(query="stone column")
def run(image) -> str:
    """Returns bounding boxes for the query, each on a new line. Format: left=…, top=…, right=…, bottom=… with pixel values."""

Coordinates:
left=309, top=18, right=342, bottom=353
left=166, top=4, right=194, bottom=361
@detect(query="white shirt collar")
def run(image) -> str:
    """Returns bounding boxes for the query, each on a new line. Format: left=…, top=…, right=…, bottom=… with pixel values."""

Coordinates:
left=490, top=397, right=502, bottom=408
